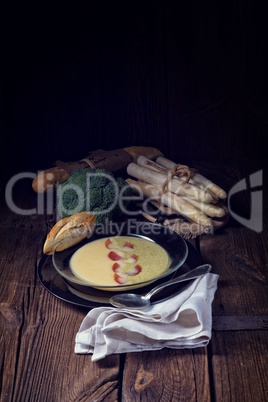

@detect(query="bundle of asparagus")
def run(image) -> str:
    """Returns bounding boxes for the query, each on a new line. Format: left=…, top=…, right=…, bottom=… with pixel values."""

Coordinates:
left=126, top=155, right=228, bottom=237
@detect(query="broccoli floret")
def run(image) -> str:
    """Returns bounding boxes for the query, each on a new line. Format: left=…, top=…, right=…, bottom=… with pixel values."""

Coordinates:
left=57, top=168, right=133, bottom=223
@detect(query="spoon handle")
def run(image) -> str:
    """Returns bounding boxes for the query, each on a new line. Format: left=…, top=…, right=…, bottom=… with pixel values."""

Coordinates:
left=144, top=264, right=212, bottom=300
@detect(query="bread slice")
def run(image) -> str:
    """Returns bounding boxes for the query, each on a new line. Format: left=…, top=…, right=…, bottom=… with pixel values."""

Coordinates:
left=43, top=211, right=96, bottom=255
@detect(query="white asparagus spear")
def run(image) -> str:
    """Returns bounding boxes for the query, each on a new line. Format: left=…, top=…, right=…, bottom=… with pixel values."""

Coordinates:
left=138, top=155, right=195, bottom=181
left=137, top=155, right=172, bottom=172
left=137, top=155, right=219, bottom=202
left=156, top=155, right=227, bottom=199
left=180, top=196, right=226, bottom=218
left=155, top=156, right=176, bottom=169
left=127, top=162, right=214, bottom=203
left=126, top=178, right=212, bottom=227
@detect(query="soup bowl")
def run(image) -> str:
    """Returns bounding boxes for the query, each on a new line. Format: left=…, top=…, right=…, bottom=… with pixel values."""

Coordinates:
left=52, top=221, right=188, bottom=292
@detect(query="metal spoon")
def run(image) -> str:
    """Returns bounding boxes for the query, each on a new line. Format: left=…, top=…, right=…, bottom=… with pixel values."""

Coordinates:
left=109, top=264, right=212, bottom=309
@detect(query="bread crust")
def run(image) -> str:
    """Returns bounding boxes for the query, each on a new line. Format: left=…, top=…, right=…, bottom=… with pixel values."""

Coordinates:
left=43, top=211, right=96, bottom=255
left=32, top=167, right=70, bottom=193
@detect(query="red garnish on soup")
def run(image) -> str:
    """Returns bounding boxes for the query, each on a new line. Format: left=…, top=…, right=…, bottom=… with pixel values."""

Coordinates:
left=114, top=273, right=128, bottom=284
left=105, top=238, right=112, bottom=248
left=112, top=262, right=120, bottom=272
left=108, top=251, right=122, bottom=261
left=123, top=241, right=134, bottom=248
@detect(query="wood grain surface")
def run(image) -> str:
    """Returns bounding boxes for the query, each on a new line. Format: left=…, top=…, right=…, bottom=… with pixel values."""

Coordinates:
left=1, top=160, right=267, bottom=402
left=1, top=2, right=267, bottom=401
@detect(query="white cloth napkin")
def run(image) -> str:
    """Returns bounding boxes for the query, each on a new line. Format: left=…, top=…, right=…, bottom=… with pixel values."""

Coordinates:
left=75, top=273, right=219, bottom=361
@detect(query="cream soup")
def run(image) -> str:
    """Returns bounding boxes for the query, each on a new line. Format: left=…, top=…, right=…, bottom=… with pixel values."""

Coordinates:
left=70, top=236, right=171, bottom=286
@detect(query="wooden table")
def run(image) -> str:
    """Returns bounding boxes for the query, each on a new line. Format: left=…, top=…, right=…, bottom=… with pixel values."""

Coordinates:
left=1, top=162, right=267, bottom=402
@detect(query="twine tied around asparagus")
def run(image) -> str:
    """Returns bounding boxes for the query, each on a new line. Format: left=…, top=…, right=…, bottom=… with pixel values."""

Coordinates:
left=145, top=160, right=192, bottom=194
left=162, top=163, right=192, bottom=193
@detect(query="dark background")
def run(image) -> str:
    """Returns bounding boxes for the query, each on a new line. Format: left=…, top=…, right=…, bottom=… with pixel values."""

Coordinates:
left=1, top=1, right=267, bottom=173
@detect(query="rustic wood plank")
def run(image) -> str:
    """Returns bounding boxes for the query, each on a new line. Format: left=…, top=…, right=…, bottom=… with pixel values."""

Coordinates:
left=122, top=348, right=211, bottom=402
left=210, top=331, right=268, bottom=402
left=199, top=164, right=267, bottom=314
left=213, top=315, right=268, bottom=331
left=200, top=225, right=268, bottom=317
left=196, top=163, right=268, bottom=401
left=0, top=214, right=121, bottom=402
left=196, top=160, right=268, bottom=317
left=0, top=260, right=120, bottom=401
